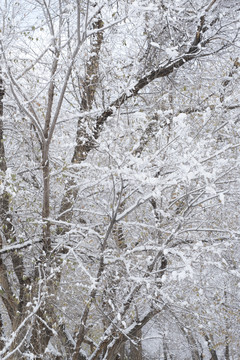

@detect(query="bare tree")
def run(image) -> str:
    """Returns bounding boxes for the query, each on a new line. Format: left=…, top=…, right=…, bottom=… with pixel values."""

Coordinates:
left=0, top=0, right=239, bottom=359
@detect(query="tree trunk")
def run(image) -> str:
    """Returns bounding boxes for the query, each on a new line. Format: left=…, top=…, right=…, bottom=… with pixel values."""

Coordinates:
left=130, top=329, right=142, bottom=360
left=204, top=334, right=218, bottom=360
left=0, top=67, right=5, bottom=351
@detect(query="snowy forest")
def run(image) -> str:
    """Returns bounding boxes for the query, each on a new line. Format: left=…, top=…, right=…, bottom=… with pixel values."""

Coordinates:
left=0, top=0, right=240, bottom=359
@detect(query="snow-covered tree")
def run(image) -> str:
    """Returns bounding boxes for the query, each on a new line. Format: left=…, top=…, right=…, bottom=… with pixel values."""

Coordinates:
left=0, top=0, right=239, bottom=359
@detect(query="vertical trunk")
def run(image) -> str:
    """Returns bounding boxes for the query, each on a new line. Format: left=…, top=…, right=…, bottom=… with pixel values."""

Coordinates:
left=204, top=334, right=218, bottom=360
left=0, top=67, right=31, bottom=346
left=163, top=341, right=168, bottom=360
left=223, top=291, right=230, bottom=360
left=30, top=309, right=54, bottom=359
left=187, top=333, right=201, bottom=360
left=42, top=152, right=51, bottom=253
left=224, top=336, right=230, bottom=360
left=25, top=141, right=53, bottom=356
left=0, top=65, right=6, bottom=351
left=163, top=338, right=174, bottom=360
left=130, top=329, right=142, bottom=360
left=116, top=344, right=125, bottom=360
left=0, top=313, right=4, bottom=351
left=0, top=66, right=25, bottom=360
left=59, top=17, right=104, bottom=227
left=129, top=307, right=142, bottom=360
left=0, top=68, right=5, bottom=170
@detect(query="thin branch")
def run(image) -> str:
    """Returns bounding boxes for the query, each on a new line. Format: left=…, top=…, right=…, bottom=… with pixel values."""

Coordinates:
left=16, top=46, right=50, bottom=80
left=201, top=143, right=240, bottom=163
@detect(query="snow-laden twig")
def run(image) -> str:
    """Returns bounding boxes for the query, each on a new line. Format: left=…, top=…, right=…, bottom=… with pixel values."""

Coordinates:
left=201, top=143, right=240, bottom=163
left=116, top=193, right=152, bottom=222
left=0, top=238, right=42, bottom=255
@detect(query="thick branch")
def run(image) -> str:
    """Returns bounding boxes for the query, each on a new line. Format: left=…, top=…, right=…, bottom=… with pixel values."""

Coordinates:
left=58, top=15, right=104, bottom=226
left=0, top=69, right=19, bottom=324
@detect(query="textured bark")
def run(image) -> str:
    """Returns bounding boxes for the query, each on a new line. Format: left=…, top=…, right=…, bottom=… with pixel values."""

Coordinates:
left=103, top=309, right=158, bottom=360
left=224, top=340, right=230, bottom=360
left=204, top=334, right=218, bottom=360
left=42, top=155, right=51, bottom=253
left=163, top=338, right=174, bottom=360
left=220, top=57, right=240, bottom=103
left=58, top=17, right=104, bottom=228
left=130, top=328, right=142, bottom=360
left=0, top=67, right=27, bottom=351
left=188, top=333, right=201, bottom=360
left=30, top=309, right=54, bottom=359
left=0, top=69, right=6, bottom=172
left=0, top=70, right=47, bottom=358
left=163, top=340, right=168, bottom=360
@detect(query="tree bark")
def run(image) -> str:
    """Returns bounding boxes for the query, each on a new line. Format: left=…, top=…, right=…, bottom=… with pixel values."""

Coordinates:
left=204, top=334, right=218, bottom=360
left=58, top=16, right=104, bottom=228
